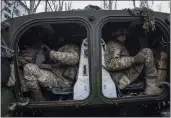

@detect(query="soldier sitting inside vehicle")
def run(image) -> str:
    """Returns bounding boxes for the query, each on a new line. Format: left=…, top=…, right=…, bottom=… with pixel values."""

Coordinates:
left=104, top=28, right=163, bottom=95
left=16, top=38, right=80, bottom=101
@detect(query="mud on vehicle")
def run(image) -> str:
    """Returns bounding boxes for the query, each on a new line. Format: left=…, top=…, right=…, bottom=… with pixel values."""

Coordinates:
left=1, top=8, right=170, bottom=116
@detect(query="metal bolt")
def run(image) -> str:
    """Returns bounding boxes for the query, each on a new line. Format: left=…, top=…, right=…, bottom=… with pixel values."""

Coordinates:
left=2, top=22, right=10, bottom=30
left=89, top=15, right=95, bottom=21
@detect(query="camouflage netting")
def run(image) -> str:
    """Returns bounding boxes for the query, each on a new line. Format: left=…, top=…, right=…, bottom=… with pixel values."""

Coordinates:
left=126, top=7, right=156, bottom=34
left=84, top=5, right=102, bottom=10
left=72, top=6, right=155, bottom=34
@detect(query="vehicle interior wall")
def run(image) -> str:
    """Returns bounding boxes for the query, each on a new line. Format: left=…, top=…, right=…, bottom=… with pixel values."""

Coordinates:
left=17, top=23, right=88, bottom=102
left=18, top=23, right=87, bottom=50
left=101, top=20, right=170, bottom=98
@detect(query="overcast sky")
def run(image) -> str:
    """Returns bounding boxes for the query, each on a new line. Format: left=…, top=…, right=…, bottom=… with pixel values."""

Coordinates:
left=24, top=1, right=170, bottom=13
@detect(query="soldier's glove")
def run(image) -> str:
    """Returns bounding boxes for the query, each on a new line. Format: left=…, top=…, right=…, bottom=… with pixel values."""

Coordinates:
left=119, top=75, right=131, bottom=89
left=134, top=53, right=145, bottom=64
left=41, top=44, right=51, bottom=58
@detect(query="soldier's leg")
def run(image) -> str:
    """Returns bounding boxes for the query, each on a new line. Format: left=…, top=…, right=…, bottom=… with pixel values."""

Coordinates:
left=118, top=64, right=144, bottom=89
left=37, top=68, right=73, bottom=89
left=23, top=64, right=45, bottom=101
left=24, top=80, right=45, bottom=101
left=118, top=48, right=154, bottom=89
left=138, top=48, right=162, bottom=95
left=52, top=68, right=73, bottom=89
left=119, top=48, right=162, bottom=95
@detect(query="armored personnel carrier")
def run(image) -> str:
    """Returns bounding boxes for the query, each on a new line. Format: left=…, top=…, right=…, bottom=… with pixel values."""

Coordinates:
left=1, top=7, right=170, bottom=117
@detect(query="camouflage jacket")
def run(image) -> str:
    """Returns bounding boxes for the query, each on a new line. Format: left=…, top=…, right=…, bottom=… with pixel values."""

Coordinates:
left=49, top=44, right=80, bottom=81
left=50, top=44, right=80, bottom=65
left=105, top=40, right=135, bottom=71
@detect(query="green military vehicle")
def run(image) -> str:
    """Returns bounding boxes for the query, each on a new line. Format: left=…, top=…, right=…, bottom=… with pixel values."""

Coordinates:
left=1, top=7, right=170, bottom=116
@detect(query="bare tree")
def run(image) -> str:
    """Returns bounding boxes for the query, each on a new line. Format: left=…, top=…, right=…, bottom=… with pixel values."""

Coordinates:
left=47, top=1, right=54, bottom=12
left=33, top=0, right=42, bottom=13
left=59, top=0, right=64, bottom=11
left=1, top=0, right=20, bottom=18
left=22, top=0, right=28, bottom=7
left=132, top=0, right=136, bottom=7
left=46, top=0, right=63, bottom=11
left=46, top=0, right=72, bottom=12
left=20, top=0, right=42, bottom=14
left=12, top=1, right=20, bottom=18
left=150, top=1, right=154, bottom=8
left=102, top=0, right=117, bottom=10
left=51, top=0, right=59, bottom=11
left=109, top=0, right=112, bottom=10
left=29, top=0, right=35, bottom=14
left=102, top=0, right=109, bottom=9
left=139, top=0, right=149, bottom=8
left=45, top=0, right=47, bottom=12
left=132, top=0, right=154, bottom=8
left=1, top=0, right=16, bottom=12
left=113, top=0, right=117, bottom=10
left=29, top=0, right=41, bottom=14
left=65, top=2, right=72, bottom=11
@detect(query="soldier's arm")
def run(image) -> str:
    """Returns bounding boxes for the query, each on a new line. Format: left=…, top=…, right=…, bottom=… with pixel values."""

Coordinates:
left=105, top=42, right=134, bottom=71
left=49, top=45, right=80, bottom=65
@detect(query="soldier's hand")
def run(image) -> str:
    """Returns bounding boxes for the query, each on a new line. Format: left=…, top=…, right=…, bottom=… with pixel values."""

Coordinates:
left=119, top=75, right=131, bottom=89
left=41, top=44, right=51, bottom=54
left=134, top=53, right=145, bottom=64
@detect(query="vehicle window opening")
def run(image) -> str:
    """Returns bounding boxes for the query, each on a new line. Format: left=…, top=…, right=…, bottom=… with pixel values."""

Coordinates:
left=13, top=22, right=91, bottom=102
left=101, top=20, right=170, bottom=98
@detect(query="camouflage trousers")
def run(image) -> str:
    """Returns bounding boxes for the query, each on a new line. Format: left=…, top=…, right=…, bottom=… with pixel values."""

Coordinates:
left=117, top=48, right=162, bottom=94
left=22, top=63, right=73, bottom=101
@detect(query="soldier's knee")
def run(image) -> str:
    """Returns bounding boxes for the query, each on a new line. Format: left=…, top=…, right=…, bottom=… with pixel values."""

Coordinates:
left=141, top=48, right=153, bottom=56
left=24, top=64, right=40, bottom=80
left=24, top=63, right=39, bottom=72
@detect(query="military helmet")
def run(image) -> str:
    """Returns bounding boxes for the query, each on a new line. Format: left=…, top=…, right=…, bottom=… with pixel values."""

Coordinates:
left=112, top=28, right=127, bottom=38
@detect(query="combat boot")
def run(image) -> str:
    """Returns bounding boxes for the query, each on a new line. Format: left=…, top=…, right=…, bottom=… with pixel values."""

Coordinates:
left=31, top=88, right=45, bottom=102
left=145, top=77, right=163, bottom=95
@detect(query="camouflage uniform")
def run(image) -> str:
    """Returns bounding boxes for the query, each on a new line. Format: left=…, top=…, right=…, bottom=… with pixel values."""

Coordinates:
left=16, top=47, right=45, bottom=101
left=105, top=40, right=162, bottom=95
left=23, top=44, right=79, bottom=101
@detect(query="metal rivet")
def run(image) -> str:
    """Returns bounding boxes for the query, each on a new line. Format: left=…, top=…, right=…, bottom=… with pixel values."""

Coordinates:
left=89, top=15, right=95, bottom=21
